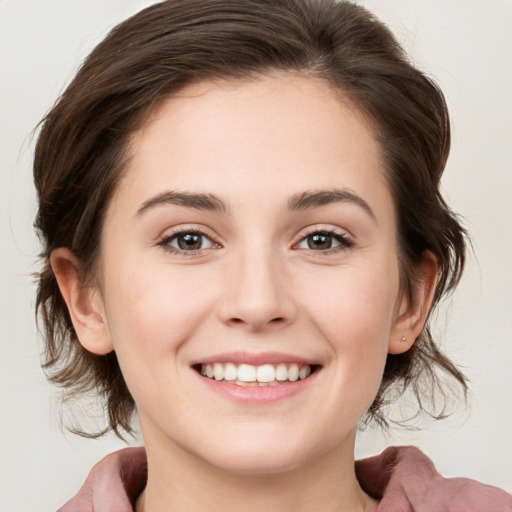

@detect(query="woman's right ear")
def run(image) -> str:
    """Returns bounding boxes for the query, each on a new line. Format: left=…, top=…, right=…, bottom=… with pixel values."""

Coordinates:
left=50, top=248, right=114, bottom=355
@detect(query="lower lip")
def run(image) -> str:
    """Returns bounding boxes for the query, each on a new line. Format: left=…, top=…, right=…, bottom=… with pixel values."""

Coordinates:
left=196, top=370, right=320, bottom=404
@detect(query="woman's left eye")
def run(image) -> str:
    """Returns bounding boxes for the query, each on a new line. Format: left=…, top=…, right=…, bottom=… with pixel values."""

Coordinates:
left=160, top=231, right=215, bottom=252
left=296, top=230, right=354, bottom=252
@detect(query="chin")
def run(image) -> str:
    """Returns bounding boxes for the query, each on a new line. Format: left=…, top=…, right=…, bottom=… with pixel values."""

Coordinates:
left=203, top=444, right=311, bottom=475
left=189, top=424, right=331, bottom=476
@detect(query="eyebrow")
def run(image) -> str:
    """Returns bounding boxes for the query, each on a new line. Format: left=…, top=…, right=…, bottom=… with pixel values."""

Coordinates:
left=136, top=187, right=376, bottom=222
left=136, top=190, right=228, bottom=216
left=288, top=188, right=377, bottom=222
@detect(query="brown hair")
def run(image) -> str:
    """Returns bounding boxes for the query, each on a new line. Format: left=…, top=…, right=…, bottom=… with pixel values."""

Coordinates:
left=34, top=0, right=468, bottom=438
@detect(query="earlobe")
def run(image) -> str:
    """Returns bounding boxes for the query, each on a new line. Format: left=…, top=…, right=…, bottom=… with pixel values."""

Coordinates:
left=50, top=248, right=114, bottom=355
left=388, top=251, right=438, bottom=355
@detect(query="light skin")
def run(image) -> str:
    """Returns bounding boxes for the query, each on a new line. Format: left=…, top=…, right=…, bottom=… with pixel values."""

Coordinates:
left=51, top=73, right=437, bottom=511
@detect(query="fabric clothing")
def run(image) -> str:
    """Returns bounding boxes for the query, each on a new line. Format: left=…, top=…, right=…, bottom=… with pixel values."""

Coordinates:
left=58, top=445, right=512, bottom=512
left=356, top=446, right=512, bottom=511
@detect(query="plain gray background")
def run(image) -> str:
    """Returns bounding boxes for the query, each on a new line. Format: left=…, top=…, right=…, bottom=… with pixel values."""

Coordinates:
left=1, top=0, right=511, bottom=510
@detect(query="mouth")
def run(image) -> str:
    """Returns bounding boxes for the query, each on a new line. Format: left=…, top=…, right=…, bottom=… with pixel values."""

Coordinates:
left=192, top=362, right=321, bottom=387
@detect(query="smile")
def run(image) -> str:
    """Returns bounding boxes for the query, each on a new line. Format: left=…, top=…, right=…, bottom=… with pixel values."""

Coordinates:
left=198, top=362, right=316, bottom=386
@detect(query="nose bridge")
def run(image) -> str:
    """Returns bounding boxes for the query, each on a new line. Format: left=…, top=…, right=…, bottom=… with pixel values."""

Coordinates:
left=219, top=236, right=294, bottom=330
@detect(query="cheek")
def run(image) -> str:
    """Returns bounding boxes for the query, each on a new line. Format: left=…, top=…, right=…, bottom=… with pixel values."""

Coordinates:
left=101, top=264, right=216, bottom=384
left=297, top=258, right=399, bottom=408
left=301, top=260, right=399, bottom=344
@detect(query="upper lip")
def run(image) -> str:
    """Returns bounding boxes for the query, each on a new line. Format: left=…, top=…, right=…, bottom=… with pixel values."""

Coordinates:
left=190, top=351, right=321, bottom=366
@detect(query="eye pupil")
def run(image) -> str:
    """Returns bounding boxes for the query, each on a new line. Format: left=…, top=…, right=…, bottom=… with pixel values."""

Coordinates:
left=178, top=233, right=202, bottom=250
left=308, top=233, right=332, bottom=250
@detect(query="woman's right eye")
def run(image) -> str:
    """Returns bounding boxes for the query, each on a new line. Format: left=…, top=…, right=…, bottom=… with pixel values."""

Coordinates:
left=159, top=231, right=215, bottom=253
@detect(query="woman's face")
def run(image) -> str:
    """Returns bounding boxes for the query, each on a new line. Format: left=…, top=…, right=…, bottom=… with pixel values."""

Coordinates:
left=95, top=74, right=406, bottom=473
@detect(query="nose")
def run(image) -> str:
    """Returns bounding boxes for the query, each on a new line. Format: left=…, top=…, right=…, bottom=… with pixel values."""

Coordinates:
left=217, top=246, right=296, bottom=332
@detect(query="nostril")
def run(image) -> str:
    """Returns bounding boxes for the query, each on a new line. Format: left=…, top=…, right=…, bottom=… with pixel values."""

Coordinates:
left=224, top=315, right=289, bottom=330
left=230, top=317, right=283, bottom=324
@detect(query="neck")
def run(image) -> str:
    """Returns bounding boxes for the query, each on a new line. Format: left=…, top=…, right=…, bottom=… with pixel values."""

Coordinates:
left=136, top=429, right=377, bottom=512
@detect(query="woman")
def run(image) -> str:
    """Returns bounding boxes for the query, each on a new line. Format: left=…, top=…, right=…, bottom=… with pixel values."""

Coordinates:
left=32, top=0, right=511, bottom=510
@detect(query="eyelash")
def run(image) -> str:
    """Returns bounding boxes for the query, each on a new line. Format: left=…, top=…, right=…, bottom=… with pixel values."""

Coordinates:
left=158, top=229, right=220, bottom=256
left=294, top=229, right=355, bottom=255
left=157, top=228, right=355, bottom=256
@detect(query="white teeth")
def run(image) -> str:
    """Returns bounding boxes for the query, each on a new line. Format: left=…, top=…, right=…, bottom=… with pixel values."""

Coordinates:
left=237, top=364, right=257, bottom=382
left=288, top=364, right=299, bottom=382
left=224, top=362, right=238, bottom=381
left=299, top=365, right=311, bottom=380
left=213, top=363, right=224, bottom=381
left=256, top=364, right=275, bottom=383
left=235, top=380, right=257, bottom=387
left=199, top=362, right=314, bottom=385
left=275, top=363, right=288, bottom=381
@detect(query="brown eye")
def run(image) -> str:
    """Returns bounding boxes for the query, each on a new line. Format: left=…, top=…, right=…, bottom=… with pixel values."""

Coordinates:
left=166, top=231, right=214, bottom=251
left=296, top=230, right=354, bottom=252
left=307, top=233, right=334, bottom=250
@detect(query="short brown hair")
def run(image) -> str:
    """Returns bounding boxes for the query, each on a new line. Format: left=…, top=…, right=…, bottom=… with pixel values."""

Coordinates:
left=34, top=0, right=468, bottom=438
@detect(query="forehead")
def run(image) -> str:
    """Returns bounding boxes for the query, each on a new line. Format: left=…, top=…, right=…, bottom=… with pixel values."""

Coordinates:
left=111, top=73, right=392, bottom=221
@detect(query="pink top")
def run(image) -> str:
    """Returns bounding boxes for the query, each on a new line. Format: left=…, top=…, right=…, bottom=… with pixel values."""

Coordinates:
left=58, top=445, right=512, bottom=512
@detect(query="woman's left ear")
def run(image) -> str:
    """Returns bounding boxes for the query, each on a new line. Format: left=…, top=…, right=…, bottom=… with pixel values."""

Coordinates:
left=388, top=251, right=438, bottom=355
